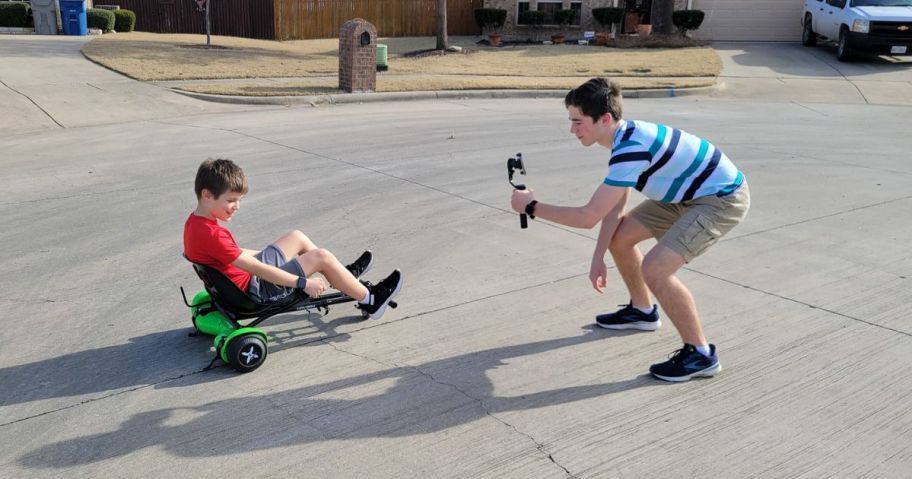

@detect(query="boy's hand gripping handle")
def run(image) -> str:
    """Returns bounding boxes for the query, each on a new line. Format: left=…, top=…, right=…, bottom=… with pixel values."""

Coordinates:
left=507, top=153, right=528, bottom=229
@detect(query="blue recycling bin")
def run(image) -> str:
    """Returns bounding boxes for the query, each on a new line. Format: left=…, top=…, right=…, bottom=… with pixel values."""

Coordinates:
left=60, top=0, right=87, bottom=36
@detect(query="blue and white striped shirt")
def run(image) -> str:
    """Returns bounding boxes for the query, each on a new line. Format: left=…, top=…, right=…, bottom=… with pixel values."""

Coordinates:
left=604, top=120, right=744, bottom=203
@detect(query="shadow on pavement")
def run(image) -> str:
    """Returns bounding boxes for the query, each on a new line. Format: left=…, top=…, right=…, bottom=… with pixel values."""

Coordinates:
left=1, top=312, right=361, bottom=409
left=17, top=327, right=666, bottom=468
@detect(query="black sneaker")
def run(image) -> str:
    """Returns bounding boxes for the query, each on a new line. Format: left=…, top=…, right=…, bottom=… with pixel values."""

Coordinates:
left=360, top=269, right=403, bottom=320
left=345, top=250, right=373, bottom=278
left=649, top=344, right=721, bottom=382
left=595, top=303, right=661, bottom=331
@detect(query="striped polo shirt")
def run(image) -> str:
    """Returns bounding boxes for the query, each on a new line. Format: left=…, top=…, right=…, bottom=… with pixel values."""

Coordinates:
left=604, top=119, right=744, bottom=203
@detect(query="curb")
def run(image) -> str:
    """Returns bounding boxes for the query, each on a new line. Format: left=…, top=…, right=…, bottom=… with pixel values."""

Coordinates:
left=170, top=84, right=718, bottom=106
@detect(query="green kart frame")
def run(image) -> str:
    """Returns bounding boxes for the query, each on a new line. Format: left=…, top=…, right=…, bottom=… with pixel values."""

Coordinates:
left=180, top=258, right=394, bottom=373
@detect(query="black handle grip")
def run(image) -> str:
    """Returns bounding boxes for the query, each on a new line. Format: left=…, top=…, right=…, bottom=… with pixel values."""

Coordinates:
left=520, top=214, right=528, bottom=229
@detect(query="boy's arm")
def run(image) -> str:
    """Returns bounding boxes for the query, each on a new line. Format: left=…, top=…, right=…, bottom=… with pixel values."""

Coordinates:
left=589, top=189, right=628, bottom=292
left=232, top=252, right=300, bottom=288
left=591, top=188, right=629, bottom=261
left=514, top=184, right=628, bottom=230
left=240, top=248, right=260, bottom=256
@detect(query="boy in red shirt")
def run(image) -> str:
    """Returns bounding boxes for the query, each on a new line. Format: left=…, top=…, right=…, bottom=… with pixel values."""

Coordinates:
left=184, top=158, right=402, bottom=320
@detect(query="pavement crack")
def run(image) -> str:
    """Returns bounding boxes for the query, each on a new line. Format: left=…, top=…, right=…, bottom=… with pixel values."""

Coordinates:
left=684, top=268, right=912, bottom=338
left=0, top=79, right=64, bottom=128
left=722, top=194, right=912, bottom=243
left=323, top=340, right=578, bottom=478
left=0, top=367, right=216, bottom=428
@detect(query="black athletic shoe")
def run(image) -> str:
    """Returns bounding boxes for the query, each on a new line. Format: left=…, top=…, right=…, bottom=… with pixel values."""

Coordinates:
left=595, top=303, right=661, bottom=331
left=360, top=269, right=403, bottom=320
left=346, top=250, right=373, bottom=278
left=649, top=344, right=721, bottom=382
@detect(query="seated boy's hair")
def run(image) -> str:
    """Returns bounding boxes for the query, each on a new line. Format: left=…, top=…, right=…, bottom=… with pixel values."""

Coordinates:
left=194, top=158, right=249, bottom=199
left=564, top=77, right=623, bottom=122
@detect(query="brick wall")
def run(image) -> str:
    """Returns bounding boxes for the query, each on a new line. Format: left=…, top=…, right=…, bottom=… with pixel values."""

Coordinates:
left=483, top=0, right=620, bottom=40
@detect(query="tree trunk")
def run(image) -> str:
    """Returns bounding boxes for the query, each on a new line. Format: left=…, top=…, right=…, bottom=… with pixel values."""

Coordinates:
left=436, top=0, right=448, bottom=50
left=205, top=0, right=211, bottom=48
left=650, top=0, right=674, bottom=36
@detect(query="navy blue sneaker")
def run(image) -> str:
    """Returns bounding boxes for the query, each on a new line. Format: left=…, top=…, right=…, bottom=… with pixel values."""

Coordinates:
left=596, top=303, right=661, bottom=331
left=650, top=344, right=721, bottom=382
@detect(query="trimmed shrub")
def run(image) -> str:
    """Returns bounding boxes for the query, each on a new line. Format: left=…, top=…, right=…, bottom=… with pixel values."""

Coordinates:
left=518, top=10, right=545, bottom=41
left=0, top=2, right=32, bottom=28
left=554, top=9, right=576, bottom=29
left=518, top=10, right=545, bottom=27
left=473, top=8, right=506, bottom=34
left=592, top=7, right=625, bottom=31
left=113, top=9, right=136, bottom=32
left=672, top=10, right=705, bottom=37
left=87, top=8, right=115, bottom=33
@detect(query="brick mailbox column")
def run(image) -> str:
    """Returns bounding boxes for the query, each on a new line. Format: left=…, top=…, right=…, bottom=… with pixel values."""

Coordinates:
left=339, top=19, right=377, bottom=93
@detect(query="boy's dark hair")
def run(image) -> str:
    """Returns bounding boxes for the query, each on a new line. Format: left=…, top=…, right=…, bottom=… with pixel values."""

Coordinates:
left=194, top=158, right=248, bottom=199
left=564, top=77, right=623, bottom=122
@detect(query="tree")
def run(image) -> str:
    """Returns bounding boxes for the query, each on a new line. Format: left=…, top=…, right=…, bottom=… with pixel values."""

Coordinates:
left=436, top=0, right=448, bottom=50
left=195, top=0, right=211, bottom=47
left=650, top=0, right=674, bottom=36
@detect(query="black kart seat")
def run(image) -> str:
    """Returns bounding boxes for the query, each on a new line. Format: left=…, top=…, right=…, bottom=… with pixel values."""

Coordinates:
left=186, top=257, right=305, bottom=320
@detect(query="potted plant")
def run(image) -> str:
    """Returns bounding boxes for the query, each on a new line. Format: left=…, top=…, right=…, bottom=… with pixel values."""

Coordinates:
left=672, top=9, right=705, bottom=37
left=519, top=10, right=545, bottom=43
left=636, top=23, right=652, bottom=36
left=592, top=7, right=625, bottom=45
left=551, top=8, right=576, bottom=44
left=474, top=7, right=507, bottom=46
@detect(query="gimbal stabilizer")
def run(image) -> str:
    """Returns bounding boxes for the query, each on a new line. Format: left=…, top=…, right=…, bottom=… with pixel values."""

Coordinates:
left=507, top=153, right=528, bottom=229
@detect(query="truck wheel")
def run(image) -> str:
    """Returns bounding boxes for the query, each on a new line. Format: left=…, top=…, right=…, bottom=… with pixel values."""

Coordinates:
left=802, top=15, right=817, bottom=46
left=226, top=334, right=267, bottom=373
left=837, top=28, right=854, bottom=62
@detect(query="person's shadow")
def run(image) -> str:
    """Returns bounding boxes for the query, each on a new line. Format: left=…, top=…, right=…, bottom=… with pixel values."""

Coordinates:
left=18, top=327, right=667, bottom=468
left=0, top=309, right=361, bottom=412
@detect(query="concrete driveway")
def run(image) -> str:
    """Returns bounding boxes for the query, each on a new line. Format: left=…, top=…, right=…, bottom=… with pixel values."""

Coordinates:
left=0, top=36, right=261, bottom=135
left=711, top=42, right=912, bottom=104
left=1, top=38, right=911, bottom=478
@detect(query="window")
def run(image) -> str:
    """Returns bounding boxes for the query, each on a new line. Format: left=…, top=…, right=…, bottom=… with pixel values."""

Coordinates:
left=570, top=1, right=582, bottom=26
left=517, top=1, right=530, bottom=24
left=537, top=0, right=562, bottom=25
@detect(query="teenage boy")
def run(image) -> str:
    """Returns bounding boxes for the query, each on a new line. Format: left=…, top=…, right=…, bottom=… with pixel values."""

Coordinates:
left=510, top=78, right=749, bottom=381
left=184, top=158, right=402, bottom=320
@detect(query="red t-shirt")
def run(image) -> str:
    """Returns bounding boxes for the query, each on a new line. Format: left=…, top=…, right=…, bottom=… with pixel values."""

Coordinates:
left=183, top=213, right=252, bottom=291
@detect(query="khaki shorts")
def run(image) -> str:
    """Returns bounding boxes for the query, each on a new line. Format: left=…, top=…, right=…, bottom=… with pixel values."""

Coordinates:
left=629, top=183, right=750, bottom=263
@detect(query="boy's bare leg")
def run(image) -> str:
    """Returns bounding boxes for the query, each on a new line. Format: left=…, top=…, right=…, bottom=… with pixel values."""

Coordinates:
left=296, top=249, right=368, bottom=300
left=640, top=244, right=706, bottom=346
left=608, top=216, right=655, bottom=308
left=274, top=230, right=318, bottom=259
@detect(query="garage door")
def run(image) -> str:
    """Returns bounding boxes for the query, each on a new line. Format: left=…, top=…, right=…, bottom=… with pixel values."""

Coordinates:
left=692, top=0, right=803, bottom=41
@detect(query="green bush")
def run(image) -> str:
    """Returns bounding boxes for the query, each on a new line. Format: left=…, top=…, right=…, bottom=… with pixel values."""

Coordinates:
left=113, top=9, right=136, bottom=32
left=554, top=9, right=576, bottom=28
left=86, top=8, right=115, bottom=33
left=592, top=7, right=625, bottom=30
left=473, top=8, right=506, bottom=34
left=518, top=10, right=545, bottom=27
left=672, top=10, right=705, bottom=37
left=0, top=2, right=32, bottom=28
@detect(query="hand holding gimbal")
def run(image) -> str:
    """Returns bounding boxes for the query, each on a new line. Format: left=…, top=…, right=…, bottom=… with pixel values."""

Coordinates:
left=507, top=153, right=528, bottom=229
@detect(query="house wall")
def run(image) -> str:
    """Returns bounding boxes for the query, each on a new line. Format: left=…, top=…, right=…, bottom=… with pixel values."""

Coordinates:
left=485, top=0, right=802, bottom=42
left=483, top=0, right=617, bottom=39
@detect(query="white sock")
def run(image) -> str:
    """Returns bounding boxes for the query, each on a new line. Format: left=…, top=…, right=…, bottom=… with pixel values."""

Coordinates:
left=634, top=304, right=655, bottom=314
left=359, top=290, right=371, bottom=305
left=694, top=344, right=712, bottom=357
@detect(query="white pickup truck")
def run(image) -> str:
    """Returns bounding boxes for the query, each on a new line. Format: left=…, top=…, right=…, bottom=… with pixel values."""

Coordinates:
left=801, top=0, right=912, bottom=61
